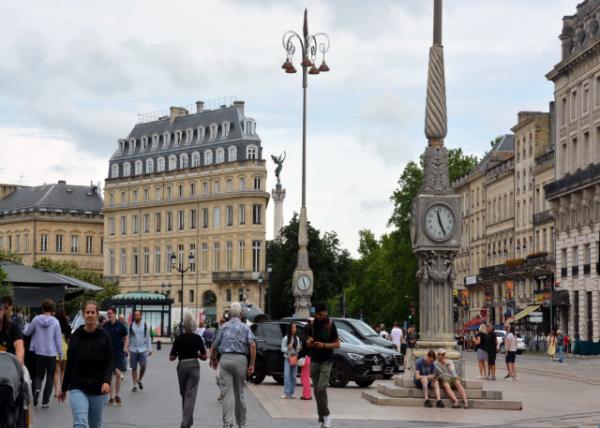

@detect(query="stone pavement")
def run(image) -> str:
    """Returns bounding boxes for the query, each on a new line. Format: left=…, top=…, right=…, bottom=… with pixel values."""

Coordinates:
left=32, top=345, right=600, bottom=427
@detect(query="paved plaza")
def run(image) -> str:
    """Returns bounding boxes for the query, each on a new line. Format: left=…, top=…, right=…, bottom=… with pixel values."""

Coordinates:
left=32, top=344, right=600, bottom=428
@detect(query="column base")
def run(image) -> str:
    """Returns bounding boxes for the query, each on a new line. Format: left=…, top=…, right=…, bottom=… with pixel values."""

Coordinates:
left=404, top=339, right=464, bottom=378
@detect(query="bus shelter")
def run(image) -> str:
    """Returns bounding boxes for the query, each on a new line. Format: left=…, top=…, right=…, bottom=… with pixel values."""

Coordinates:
left=105, top=291, right=172, bottom=337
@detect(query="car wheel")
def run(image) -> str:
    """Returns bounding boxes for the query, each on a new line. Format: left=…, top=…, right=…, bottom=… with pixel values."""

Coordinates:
left=251, top=358, right=266, bottom=385
left=355, top=379, right=374, bottom=388
left=329, top=359, right=350, bottom=388
left=272, top=374, right=285, bottom=385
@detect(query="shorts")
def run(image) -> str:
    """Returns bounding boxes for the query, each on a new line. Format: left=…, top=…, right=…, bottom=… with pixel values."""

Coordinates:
left=130, top=351, right=148, bottom=370
left=505, top=351, right=516, bottom=364
left=114, top=353, right=127, bottom=372
left=476, top=348, right=488, bottom=361
left=414, top=378, right=434, bottom=389
left=487, top=353, right=497, bottom=366
left=439, top=375, right=460, bottom=386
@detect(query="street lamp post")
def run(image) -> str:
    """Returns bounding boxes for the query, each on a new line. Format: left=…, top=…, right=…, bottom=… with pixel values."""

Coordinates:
left=161, top=282, right=172, bottom=337
left=258, top=272, right=264, bottom=310
left=266, top=263, right=273, bottom=317
left=171, top=251, right=195, bottom=332
left=282, top=9, right=330, bottom=318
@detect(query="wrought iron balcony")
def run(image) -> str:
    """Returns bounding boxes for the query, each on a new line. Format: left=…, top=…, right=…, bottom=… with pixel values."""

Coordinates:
left=212, top=271, right=262, bottom=283
left=533, top=210, right=553, bottom=225
left=545, top=162, right=600, bottom=199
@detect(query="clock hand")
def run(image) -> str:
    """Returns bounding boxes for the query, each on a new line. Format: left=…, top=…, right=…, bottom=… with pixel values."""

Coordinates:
left=436, top=210, right=446, bottom=235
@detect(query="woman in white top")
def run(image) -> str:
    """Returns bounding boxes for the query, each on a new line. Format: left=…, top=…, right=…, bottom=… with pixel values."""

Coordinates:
left=504, top=326, right=518, bottom=380
left=280, top=322, right=301, bottom=399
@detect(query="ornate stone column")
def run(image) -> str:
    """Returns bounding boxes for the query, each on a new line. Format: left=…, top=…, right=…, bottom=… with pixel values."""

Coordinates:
left=272, top=183, right=286, bottom=239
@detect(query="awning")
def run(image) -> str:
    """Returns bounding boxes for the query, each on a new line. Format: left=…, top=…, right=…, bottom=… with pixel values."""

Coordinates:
left=513, top=305, right=541, bottom=321
left=552, top=290, right=570, bottom=306
left=47, top=273, right=102, bottom=292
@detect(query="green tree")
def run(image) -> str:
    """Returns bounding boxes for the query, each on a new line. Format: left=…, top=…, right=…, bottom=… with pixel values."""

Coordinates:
left=266, top=214, right=351, bottom=319
left=0, top=265, right=13, bottom=297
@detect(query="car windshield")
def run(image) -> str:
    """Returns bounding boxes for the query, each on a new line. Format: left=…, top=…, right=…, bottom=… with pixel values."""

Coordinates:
left=348, top=319, right=378, bottom=337
left=338, top=329, right=364, bottom=345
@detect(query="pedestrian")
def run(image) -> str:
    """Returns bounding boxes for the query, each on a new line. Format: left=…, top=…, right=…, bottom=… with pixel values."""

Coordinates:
left=547, top=330, right=557, bottom=361
left=503, top=325, right=517, bottom=381
left=23, top=298, right=63, bottom=408
left=563, top=333, right=570, bottom=355
left=474, top=324, right=488, bottom=379
left=128, top=310, right=152, bottom=392
left=485, top=324, right=498, bottom=380
left=59, top=301, right=114, bottom=428
left=0, top=300, right=24, bottom=364
left=103, top=307, right=128, bottom=406
left=414, top=350, right=443, bottom=408
left=169, top=312, right=207, bottom=428
left=306, top=302, right=340, bottom=428
left=379, top=323, right=389, bottom=340
left=298, top=318, right=312, bottom=401
left=556, top=330, right=565, bottom=363
left=213, top=302, right=256, bottom=428
left=53, top=310, right=71, bottom=397
left=404, top=325, right=418, bottom=379
left=280, top=321, right=301, bottom=399
left=390, top=322, right=403, bottom=353
left=0, top=295, right=25, bottom=332
left=434, top=349, right=469, bottom=408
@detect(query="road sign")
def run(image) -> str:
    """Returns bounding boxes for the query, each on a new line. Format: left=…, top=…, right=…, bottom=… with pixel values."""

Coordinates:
left=529, top=316, right=543, bottom=323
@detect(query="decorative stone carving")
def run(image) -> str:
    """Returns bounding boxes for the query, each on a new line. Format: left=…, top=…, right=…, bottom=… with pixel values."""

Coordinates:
left=294, top=294, right=311, bottom=314
left=425, top=46, right=447, bottom=140
left=420, top=144, right=451, bottom=193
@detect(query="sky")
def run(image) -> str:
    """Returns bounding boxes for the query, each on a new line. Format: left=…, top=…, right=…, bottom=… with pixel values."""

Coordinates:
left=0, top=0, right=579, bottom=257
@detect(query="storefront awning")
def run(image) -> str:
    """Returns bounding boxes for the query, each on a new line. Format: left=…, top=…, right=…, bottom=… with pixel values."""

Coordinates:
left=513, top=305, right=540, bottom=321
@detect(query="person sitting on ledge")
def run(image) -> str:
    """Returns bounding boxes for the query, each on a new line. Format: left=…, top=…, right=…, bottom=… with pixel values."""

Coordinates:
left=434, top=348, right=470, bottom=409
left=414, top=350, right=443, bottom=408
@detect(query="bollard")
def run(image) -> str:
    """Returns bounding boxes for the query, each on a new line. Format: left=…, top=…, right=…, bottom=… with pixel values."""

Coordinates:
left=157, top=340, right=162, bottom=351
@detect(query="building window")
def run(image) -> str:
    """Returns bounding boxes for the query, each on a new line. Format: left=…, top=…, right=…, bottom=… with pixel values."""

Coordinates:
left=209, top=123, right=218, bottom=140
left=252, top=240, right=261, bottom=272
left=571, top=89, right=578, bottom=120
left=239, top=177, right=246, bottom=191
left=226, top=178, right=233, bottom=192
left=214, top=180, right=220, bottom=193
left=109, top=217, right=115, bottom=236
left=216, top=148, right=225, bottom=164
left=252, top=204, right=262, bottom=224
left=226, top=206, right=233, bottom=226
left=40, top=234, right=48, bottom=253
left=178, top=291, right=183, bottom=304
left=121, top=191, right=127, bottom=205
left=109, top=250, right=115, bottom=275
left=186, top=128, right=193, bottom=144
left=84, top=236, right=92, bottom=254
left=133, top=249, right=139, bottom=275
left=190, top=182, right=196, bottom=196
left=167, top=211, right=173, bottom=231
left=238, top=240, right=245, bottom=270
left=56, top=235, right=63, bottom=253
left=253, top=176, right=261, bottom=190
left=201, top=243, right=208, bottom=272
left=202, top=181, right=209, bottom=195
left=583, top=83, right=590, bottom=114
left=222, top=122, right=230, bottom=138
left=202, top=208, right=209, bottom=229
left=166, top=246, right=173, bottom=273
left=190, top=244, right=196, bottom=272
left=175, top=130, right=182, bottom=146
left=143, top=248, right=150, bottom=275
left=213, top=207, right=221, bottom=229
left=213, top=242, right=221, bottom=271
left=178, top=184, right=184, bottom=198
left=226, top=289, right=232, bottom=302
left=189, top=290, right=194, bottom=303
left=143, top=214, right=150, bottom=233
left=135, top=160, right=143, bottom=175
left=155, top=213, right=162, bottom=232
left=180, top=153, right=189, bottom=169
left=70, top=235, right=79, bottom=253
left=190, top=209, right=197, bottom=229
left=120, top=248, right=127, bottom=274
left=228, top=146, right=237, bottom=162
left=239, top=205, right=246, bottom=225
left=163, top=132, right=171, bottom=148
left=157, top=157, right=165, bottom=172
left=155, top=187, right=162, bottom=200
left=246, top=145, right=258, bottom=160
left=168, top=155, right=177, bottom=171
left=226, top=241, right=233, bottom=271
left=178, top=210, right=185, bottom=230
left=204, top=150, right=213, bottom=165
left=111, top=164, right=119, bottom=178
left=155, top=247, right=161, bottom=274
left=132, top=215, right=139, bottom=234
left=191, top=151, right=201, bottom=167
left=197, top=126, right=205, bottom=142
left=152, top=134, right=159, bottom=150
left=167, top=186, right=172, bottom=200
left=109, top=193, right=115, bottom=207
left=144, top=188, right=149, bottom=201
left=123, top=162, right=131, bottom=177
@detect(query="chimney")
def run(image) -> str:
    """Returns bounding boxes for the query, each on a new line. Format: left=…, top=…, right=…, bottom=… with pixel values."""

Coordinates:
left=169, top=106, right=189, bottom=124
left=233, top=100, right=245, bottom=114
left=196, top=101, right=204, bottom=113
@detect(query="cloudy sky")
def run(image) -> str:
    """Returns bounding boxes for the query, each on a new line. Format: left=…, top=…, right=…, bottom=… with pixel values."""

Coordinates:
left=0, top=0, right=578, bottom=256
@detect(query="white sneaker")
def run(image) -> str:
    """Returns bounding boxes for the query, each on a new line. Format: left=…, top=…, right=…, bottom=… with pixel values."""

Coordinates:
left=323, top=415, right=332, bottom=428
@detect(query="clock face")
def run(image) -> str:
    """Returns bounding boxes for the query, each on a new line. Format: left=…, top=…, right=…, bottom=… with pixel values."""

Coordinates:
left=297, top=275, right=312, bottom=291
left=424, top=203, right=455, bottom=241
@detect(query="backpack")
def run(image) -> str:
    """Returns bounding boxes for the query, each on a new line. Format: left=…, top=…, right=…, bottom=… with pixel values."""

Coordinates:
left=129, top=322, right=147, bottom=338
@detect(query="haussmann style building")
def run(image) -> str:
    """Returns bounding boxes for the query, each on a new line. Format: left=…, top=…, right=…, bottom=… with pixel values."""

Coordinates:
left=103, top=100, right=269, bottom=324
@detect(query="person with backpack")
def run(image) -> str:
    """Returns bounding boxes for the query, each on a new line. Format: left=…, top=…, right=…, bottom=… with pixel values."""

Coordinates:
left=128, top=310, right=152, bottom=392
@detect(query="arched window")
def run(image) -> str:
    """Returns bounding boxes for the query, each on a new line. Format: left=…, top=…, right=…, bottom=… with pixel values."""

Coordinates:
left=151, top=134, right=159, bottom=150
left=134, top=160, right=143, bottom=175
left=214, top=180, right=220, bottom=193
left=168, top=155, right=177, bottom=171
left=180, top=153, right=189, bottom=169
left=204, top=150, right=213, bottom=165
left=157, top=157, right=165, bottom=172
left=246, top=145, right=258, bottom=160
left=111, top=164, right=119, bottom=178
left=215, top=148, right=225, bottom=164
left=185, top=128, right=193, bottom=144
left=202, top=290, right=217, bottom=308
left=175, top=130, right=182, bottom=146
left=245, top=119, right=256, bottom=135
left=123, top=162, right=131, bottom=177
left=228, top=146, right=237, bottom=162
left=191, top=151, right=201, bottom=167
left=146, top=158, right=154, bottom=174
left=128, top=138, right=137, bottom=154
left=141, top=136, right=148, bottom=151
left=163, top=132, right=171, bottom=148
left=196, top=126, right=205, bottom=143
left=209, top=123, right=218, bottom=141
left=118, top=139, right=126, bottom=154
left=221, top=122, right=230, bottom=139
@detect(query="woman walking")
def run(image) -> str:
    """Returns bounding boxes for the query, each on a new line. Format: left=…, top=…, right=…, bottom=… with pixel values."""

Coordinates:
left=299, top=319, right=312, bottom=400
left=547, top=330, right=557, bottom=361
left=280, top=322, right=300, bottom=399
left=170, top=312, right=207, bottom=428
left=59, top=301, right=114, bottom=428
left=53, top=310, right=71, bottom=397
left=474, top=324, right=488, bottom=379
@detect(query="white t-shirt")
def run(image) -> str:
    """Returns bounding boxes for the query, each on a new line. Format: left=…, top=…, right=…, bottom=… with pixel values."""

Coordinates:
left=380, top=330, right=389, bottom=340
left=390, top=327, right=403, bottom=346
left=195, top=327, right=206, bottom=337
left=505, top=332, right=517, bottom=352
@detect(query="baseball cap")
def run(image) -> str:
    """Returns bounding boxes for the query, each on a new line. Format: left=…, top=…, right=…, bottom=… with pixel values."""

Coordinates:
left=437, top=348, right=447, bottom=355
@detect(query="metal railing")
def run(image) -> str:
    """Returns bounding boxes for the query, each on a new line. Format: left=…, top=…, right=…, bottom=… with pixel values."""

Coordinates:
left=212, top=271, right=259, bottom=282
left=545, top=162, right=600, bottom=199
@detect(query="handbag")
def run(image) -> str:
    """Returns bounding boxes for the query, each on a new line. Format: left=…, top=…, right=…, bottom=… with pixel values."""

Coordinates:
left=297, top=357, right=306, bottom=367
left=288, top=354, right=298, bottom=367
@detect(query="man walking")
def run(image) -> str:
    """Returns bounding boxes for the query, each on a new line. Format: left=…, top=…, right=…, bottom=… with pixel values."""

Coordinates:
left=104, top=307, right=128, bottom=406
left=390, top=322, right=403, bottom=353
left=306, top=302, right=340, bottom=428
left=24, top=299, right=63, bottom=408
left=128, top=310, right=152, bottom=392
left=213, top=302, right=256, bottom=428
left=485, top=324, right=498, bottom=380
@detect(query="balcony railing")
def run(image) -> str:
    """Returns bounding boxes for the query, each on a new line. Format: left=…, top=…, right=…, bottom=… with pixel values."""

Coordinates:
left=479, top=254, right=555, bottom=280
left=212, top=271, right=261, bottom=283
left=545, top=162, right=600, bottom=199
left=533, top=210, right=553, bottom=225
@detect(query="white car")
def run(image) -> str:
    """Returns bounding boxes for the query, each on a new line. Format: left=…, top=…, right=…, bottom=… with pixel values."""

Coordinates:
left=70, top=309, right=108, bottom=334
left=494, top=330, right=526, bottom=354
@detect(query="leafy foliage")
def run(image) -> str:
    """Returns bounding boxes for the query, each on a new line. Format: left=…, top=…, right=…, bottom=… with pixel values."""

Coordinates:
left=0, top=250, right=22, bottom=263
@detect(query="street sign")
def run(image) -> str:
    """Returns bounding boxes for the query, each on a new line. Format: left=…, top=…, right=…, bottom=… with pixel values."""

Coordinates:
left=529, top=311, right=543, bottom=317
left=529, top=316, right=543, bottom=323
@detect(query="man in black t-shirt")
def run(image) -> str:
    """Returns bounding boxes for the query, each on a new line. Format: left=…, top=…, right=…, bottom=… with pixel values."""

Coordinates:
left=0, top=302, right=24, bottom=365
left=485, top=324, right=498, bottom=380
left=306, top=303, right=340, bottom=428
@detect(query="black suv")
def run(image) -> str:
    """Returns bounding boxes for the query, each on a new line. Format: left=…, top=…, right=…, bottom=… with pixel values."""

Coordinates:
left=251, top=320, right=385, bottom=388
left=330, top=318, right=395, bottom=350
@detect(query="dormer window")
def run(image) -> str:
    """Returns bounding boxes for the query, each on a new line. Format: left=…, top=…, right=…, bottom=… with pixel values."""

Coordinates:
left=216, top=148, right=225, bottom=164
left=180, top=153, right=189, bottom=168
left=118, top=139, right=126, bottom=154
left=111, top=164, right=119, bottom=178
left=246, top=144, right=258, bottom=160
left=228, top=146, right=237, bottom=162
left=152, top=134, right=159, bottom=150
left=245, top=119, right=256, bottom=135
left=175, top=130, right=182, bottom=146
left=163, top=132, right=171, bottom=148
left=196, top=126, right=205, bottom=143
left=123, top=162, right=131, bottom=177
left=204, top=150, right=213, bottom=165
left=146, top=158, right=154, bottom=174
left=209, top=124, right=218, bottom=141
left=191, top=151, right=201, bottom=167
left=128, top=138, right=137, bottom=154
left=141, top=136, right=148, bottom=151
left=186, top=128, right=193, bottom=144
left=221, top=122, right=230, bottom=139
left=157, top=157, right=165, bottom=172
left=134, top=160, right=143, bottom=175
left=168, top=155, right=177, bottom=171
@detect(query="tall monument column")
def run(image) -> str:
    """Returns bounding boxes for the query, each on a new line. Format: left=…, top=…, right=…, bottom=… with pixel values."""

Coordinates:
left=409, top=0, right=463, bottom=373
left=271, top=152, right=287, bottom=240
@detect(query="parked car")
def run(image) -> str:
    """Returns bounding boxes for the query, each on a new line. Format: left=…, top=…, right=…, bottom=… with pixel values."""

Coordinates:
left=494, top=330, right=526, bottom=354
left=329, top=318, right=395, bottom=350
left=251, top=320, right=384, bottom=388
left=337, top=329, right=404, bottom=378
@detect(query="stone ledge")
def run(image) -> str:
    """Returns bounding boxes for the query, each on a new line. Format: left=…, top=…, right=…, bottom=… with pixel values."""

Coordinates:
left=377, top=384, right=503, bottom=400
left=394, top=377, right=484, bottom=390
left=362, top=392, right=523, bottom=410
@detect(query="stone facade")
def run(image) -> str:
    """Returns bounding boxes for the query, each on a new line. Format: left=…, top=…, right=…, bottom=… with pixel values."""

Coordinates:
left=0, top=181, right=104, bottom=271
left=546, top=0, right=600, bottom=342
left=104, top=100, right=269, bottom=323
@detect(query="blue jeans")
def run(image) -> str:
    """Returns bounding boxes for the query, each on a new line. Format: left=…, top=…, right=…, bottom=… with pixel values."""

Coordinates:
left=283, top=358, right=298, bottom=396
left=558, top=345, right=565, bottom=363
left=69, top=389, right=107, bottom=428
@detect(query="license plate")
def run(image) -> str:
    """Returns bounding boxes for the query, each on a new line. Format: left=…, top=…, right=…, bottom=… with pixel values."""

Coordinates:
left=372, top=365, right=382, bottom=372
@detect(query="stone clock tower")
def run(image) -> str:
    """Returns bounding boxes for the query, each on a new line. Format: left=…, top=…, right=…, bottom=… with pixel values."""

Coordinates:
left=410, top=0, right=462, bottom=364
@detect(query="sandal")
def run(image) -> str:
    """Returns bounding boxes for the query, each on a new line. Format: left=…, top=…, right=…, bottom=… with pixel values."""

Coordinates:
left=463, top=401, right=470, bottom=409
left=452, top=401, right=460, bottom=408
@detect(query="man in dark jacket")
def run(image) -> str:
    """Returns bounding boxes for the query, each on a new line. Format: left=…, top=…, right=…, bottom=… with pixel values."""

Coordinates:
left=485, top=324, right=498, bottom=380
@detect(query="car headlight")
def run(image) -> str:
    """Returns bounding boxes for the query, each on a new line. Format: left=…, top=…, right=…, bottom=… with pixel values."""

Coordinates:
left=347, top=353, right=364, bottom=361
